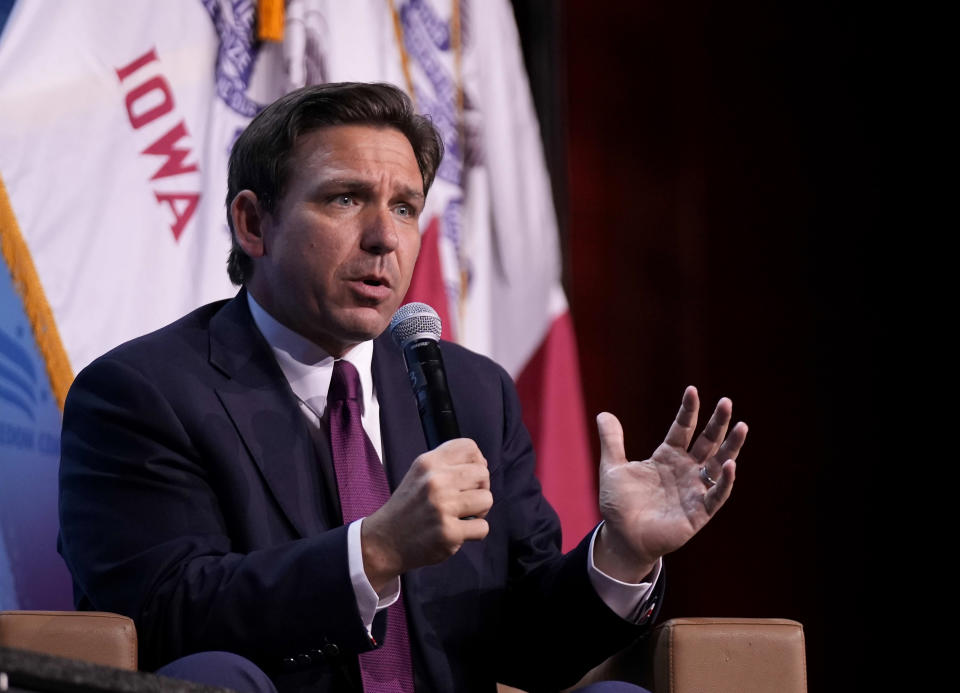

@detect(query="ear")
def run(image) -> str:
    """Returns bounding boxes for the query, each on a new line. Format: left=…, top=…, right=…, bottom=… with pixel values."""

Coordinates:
left=230, top=190, right=268, bottom=259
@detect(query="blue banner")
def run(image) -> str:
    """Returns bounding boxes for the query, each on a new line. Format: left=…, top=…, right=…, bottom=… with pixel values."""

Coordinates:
left=0, top=256, right=72, bottom=609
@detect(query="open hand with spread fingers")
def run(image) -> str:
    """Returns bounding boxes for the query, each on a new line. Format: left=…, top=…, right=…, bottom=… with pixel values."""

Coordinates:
left=593, top=386, right=748, bottom=583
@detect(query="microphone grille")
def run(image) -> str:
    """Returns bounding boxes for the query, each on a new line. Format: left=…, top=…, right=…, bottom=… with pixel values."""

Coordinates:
left=389, top=302, right=442, bottom=347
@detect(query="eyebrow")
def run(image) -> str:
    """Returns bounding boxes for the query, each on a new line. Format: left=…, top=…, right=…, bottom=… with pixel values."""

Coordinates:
left=396, top=185, right=426, bottom=202
left=319, top=178, right=425, bottom=201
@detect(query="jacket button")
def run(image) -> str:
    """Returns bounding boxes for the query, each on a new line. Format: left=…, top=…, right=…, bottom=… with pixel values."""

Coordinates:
left=322, top=643, right=340, bottom=659
left=281, top=657, right=297, bottom=671
left=296, top=653, right=312, bottom=667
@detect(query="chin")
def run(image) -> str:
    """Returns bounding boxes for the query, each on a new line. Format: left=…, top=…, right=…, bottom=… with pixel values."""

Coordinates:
left=337, top=308, right=393, bottom=343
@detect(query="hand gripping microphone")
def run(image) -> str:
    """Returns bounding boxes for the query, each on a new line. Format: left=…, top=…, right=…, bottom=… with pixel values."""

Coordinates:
left=389, top=302, right=460, bottom=449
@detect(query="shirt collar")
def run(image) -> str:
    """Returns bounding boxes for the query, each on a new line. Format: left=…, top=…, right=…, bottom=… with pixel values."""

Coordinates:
left=246, top=292, right=375, bottom=412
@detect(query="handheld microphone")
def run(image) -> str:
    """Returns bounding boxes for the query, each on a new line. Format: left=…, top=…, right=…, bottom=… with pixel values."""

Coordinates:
left=389, top=302, right=460, bottom=449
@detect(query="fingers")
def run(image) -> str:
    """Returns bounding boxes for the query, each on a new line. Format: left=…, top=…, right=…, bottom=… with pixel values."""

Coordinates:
left=704, top=459, right=736, bottom=514
left=700, top=421, right=747, bottom=515
left=414, top=438, right=491, bottom=520
left=689, top=397, right=732, bottom=463
left=424, top=438, right=490, bottom=489
left=454, top=488, right=494, bottom=520
left=455, top=516, right=490, bottom=542
left=663, top=385, right=700, bottom=449
left=713, top=421, right=748, bottom=466
left=432, top=437, right=487, bottom=465
left=597, top=412, right=628, bottom=468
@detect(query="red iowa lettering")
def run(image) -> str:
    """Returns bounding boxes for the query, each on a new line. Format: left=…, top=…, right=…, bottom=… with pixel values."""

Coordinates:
left=116, top=48, right=200, bottom=241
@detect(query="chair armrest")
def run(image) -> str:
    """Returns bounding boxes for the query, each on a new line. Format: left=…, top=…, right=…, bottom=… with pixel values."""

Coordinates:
left=555, top=617, right=806, bottom=693
left=0, top=610, right=138, bottom=671
left=649, top=617, right=807, bottom=693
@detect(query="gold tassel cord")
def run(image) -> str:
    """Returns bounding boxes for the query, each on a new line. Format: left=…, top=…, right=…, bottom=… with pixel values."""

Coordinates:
left=0, top=174, right=74, bottom=410
left=257, top=0, right=285, bottom=42
left=388, top=0, right=417, bottom=107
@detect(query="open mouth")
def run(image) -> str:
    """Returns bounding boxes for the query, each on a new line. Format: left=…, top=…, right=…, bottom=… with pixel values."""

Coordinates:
left=357, top=275, right=391, bottom=289
left=350, top=277, right=392, bottom=299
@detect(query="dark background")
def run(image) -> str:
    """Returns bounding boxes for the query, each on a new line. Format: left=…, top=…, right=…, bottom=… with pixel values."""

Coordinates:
left=513, top=1, right=877, bottom=688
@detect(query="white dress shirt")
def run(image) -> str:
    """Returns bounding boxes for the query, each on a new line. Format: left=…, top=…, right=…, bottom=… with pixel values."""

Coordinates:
left=247, top=293, right=661, bottom=632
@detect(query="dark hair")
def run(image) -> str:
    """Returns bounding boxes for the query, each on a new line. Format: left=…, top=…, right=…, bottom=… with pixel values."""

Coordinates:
left=225, top=82, right=444, bottom=285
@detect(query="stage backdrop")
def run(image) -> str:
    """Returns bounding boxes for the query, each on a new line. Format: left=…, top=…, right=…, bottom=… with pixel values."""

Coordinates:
left=0, top=0, right=594, bottom=609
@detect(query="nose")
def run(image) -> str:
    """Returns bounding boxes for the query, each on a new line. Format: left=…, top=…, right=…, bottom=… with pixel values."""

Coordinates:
left=360, top=206, right=399, bottom=255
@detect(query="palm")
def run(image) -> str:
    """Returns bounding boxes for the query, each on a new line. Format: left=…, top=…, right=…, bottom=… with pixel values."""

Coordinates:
left=597, top=387, right=747, bottom=572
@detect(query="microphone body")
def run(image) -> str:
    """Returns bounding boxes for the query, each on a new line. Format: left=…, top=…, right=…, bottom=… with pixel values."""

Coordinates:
left=389, top=303, right=461, bottom=450
left=402, top=338, right=460, bottom=449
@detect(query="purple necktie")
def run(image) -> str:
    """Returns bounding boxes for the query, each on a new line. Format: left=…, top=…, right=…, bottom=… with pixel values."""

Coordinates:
left=328, top=359, right=415, bottom=693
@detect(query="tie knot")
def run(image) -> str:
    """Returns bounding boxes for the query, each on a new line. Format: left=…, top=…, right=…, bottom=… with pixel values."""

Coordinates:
left=329, top=359, right=362, bottom=403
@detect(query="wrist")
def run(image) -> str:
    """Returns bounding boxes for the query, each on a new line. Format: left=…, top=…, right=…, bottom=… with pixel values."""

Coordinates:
left=360, top=515, right=403, bottom=593
left=594, top=523, right=658, bottom=583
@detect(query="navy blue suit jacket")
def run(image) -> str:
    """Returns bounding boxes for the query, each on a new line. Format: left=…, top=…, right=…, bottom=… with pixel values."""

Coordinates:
left=58, top=292, right=657, bottom=692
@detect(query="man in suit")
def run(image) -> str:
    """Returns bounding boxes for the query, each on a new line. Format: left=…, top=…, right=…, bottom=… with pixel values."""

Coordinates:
left=58, top=83, right=746, bottom=692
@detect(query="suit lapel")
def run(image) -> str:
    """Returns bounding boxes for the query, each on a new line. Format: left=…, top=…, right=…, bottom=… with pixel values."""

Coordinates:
left=209, top=291, right=340, bottom=537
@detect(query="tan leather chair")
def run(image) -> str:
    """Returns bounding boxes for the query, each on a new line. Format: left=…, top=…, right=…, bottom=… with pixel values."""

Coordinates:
left=2, top=611, right=805, bottom=692
left=645, top=618, right=807, bottom=693
left=0, top=610, right=137, bottom=671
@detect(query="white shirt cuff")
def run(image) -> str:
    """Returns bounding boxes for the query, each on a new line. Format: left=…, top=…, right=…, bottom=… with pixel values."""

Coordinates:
left=587, top=523, right=662, bottom=622
left=348, top=518, right=401, bottom=636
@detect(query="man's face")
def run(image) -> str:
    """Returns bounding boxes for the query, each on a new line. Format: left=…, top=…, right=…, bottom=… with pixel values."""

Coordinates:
left=246, top=124, right=424, bottom=356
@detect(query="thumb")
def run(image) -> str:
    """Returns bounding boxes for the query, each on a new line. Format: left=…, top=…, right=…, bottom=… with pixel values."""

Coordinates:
left=596, top=412, right=628, bottom=468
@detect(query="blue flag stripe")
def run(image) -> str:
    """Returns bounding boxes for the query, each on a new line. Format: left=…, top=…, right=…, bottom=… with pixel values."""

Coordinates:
left=0, top=327, right=36, bottom=382
left=0, top=382, right=33, bottom=421
left=0, top=358, right=35, bottom=405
